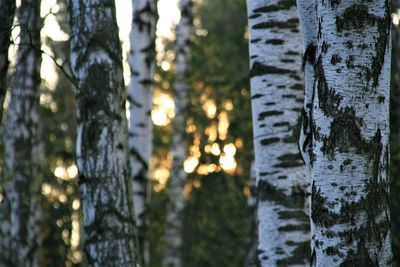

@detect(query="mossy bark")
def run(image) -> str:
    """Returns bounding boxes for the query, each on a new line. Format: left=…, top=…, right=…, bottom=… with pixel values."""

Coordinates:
left=247, top=0, right=310, bottom=265
left=163, top=1, right=193, bottom=267
left=0, top=0, right=43, bottom=266
left=299, top=0, right=393, bottom=265
left=69, top=0, right=141, bottom=266
left=128, top=0, right=157, bottom=264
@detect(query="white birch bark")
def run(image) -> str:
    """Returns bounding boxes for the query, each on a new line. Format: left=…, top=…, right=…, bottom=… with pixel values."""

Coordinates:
left=246, top=0, right=310, bottom=265
left=128, top=0, right=156, bottom=263
left=296, top=0, right=317, bottom=171
left=303, top=1, right=393, bottom=265
left=69, top=1, right=141, bottom=266
left=296, top=0, right=317, bottom=261
left=0, top=0, right=43, bottom=266
left=0, top=0, right=15, bottom=119
left=163, top=1, right=193, bottom=266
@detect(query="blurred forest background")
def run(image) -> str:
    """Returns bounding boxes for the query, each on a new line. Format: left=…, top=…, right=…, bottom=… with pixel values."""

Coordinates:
left=1, top=0, right=400, bottom=266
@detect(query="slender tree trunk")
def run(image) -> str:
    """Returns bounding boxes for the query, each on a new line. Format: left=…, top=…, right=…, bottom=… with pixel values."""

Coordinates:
left=246, top=0, right=310, bottom=265
left=299, top=1, right=393, bottom=265
left=69, top=1, right=141, bottom=266
left=0, top=0, right=15, bottom=120
left=163, top=1, right=193, bottom=266
left=128, top=0, right=156, bottom=264
left=0, top=0, right=43, bottom=266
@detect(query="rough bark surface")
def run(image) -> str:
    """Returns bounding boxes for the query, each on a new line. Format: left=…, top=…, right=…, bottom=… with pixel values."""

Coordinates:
left=69, top=1, right=141, bottom=266
left=0, top=0, right=43, bottom=266
left=128, top=0, right=156, bottom=263
left=0, top=0, right=15, bottom=120
left=246, top=0, right=310, bottom=266
left=300, top=0, right=393, bottom=265
left=163, top=1, right=193, bottom=266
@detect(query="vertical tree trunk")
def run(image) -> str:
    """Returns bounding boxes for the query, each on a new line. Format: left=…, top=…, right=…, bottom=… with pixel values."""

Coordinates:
left=0, top=0, right=43, bottom=266
left=296, top=0, right=317, bottom=263
left=303, top=1, right=393, bottom=265
left=69, top=1, right=141, bottom=266
left=296, top=0, right=317, bottom=172
left=0, top=0, right=15, bottom=120
left=128, top=0, right=156, bottom=264
left=246, top=0, right=310, bottom=265
left=163, top=1, right=193, bottom=266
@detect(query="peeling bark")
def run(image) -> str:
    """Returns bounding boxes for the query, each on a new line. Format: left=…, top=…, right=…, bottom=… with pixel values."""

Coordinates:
left=0, top=0, right=43, bottom=266
left=0, top=0, right=15, bottom=120
left=247, top=0, right=310, bottom=266
left=299, top=0, right=393, bottom=265
left=163, top=1, right=193, bottom=266
left=128, top=0, right=156, bottom=264
left=69, top=1, right=141, bottom=266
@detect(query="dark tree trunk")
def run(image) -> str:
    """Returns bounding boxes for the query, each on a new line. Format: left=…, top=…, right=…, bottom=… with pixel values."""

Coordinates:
left=0, top=0, right=15, bottom=120
left=0, top=0, right=43, bottom=266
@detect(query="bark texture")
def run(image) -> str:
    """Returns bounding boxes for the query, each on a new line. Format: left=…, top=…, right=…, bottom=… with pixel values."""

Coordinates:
left=69, top=1, right=141, bottom=266
left=128, top=0, right=156, bottom=263
left=163, top=1, right=193, bottom=266
left=0, top=0, right=15, bottom=120
left=0, top=0, right=43, bottom=266
left=299, top=0, right=393, bottom=265
left=246, top=0, right=310, bottom=266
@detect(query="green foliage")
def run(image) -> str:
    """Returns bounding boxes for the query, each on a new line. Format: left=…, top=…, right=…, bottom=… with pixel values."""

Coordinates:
left=183, top=0, right=253, bottom=266
left=182, top=174, right=249, bottom=267
left=148, top=0, right=253, bottom=266
left=39, top=1, right=81, bottom=266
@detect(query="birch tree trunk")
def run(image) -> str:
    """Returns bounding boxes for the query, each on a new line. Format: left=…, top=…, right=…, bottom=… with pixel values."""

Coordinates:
left=69, top=1, right=141, bottom=266
left=0, top=0, right=15, bottom=120
left=163, top=1, right=193, bottom=266
left=0, top=0, right=43, bottom=266
left=246, top=0, right=310, bottom=265
left=296, top=0, right=317, bottom=263
left=128, top=0, right=156, bottom=263
left=301, top=1, right=393, bottom=265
